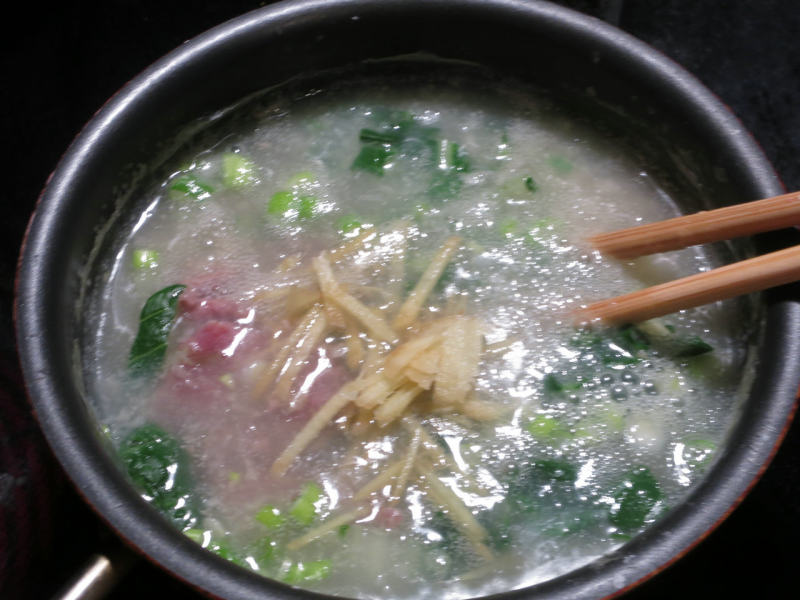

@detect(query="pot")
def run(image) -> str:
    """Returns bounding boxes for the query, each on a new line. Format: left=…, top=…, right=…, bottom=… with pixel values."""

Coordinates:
left=15, top=1, right=800, bottom=598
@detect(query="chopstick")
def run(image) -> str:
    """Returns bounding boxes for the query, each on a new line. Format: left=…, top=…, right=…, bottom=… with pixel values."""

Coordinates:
left=578, top=191, right=800, bottom=325
left=576, top=244, right=800, bottom=325
left=589, top=191, right=800, bottom=259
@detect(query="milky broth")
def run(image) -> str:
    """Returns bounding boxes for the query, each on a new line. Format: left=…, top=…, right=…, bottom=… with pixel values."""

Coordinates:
left=86, top=79, right=751, bottom=599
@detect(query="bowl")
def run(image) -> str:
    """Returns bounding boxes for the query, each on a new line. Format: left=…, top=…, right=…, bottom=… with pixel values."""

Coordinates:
left=15, top=1, right=800, bottom=598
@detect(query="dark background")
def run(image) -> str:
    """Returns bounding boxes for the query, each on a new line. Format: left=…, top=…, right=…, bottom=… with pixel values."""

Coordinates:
left=2, top=0, right=798, bottom=598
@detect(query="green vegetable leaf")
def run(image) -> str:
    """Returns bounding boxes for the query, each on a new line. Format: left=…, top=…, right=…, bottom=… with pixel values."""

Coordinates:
left=627, top=320, right=713, bottom=359
left=119, top=424, right=198, bottom=530
left=421, top=510, right=474, bottom=579
left=543, top=373, right=583, bottom=395
left=524, top=176, right=538, bottom=193
left=609, top=466, right=663, bottom=532
left=369, top=108, right=439, bottom=147
left=352, top=109, right=469, bottom=203
left=569, top=328, right=639, bottom=366
left=531, top=459, right=578, bottom=483
left=428, top=169, right=463, bottom=200
left=128, top=284, right=185, bottom=379
left=504, top=458, right=578, bottom=514
left=351, top=144, right=394, bottom=175
left=673, top=336, right=714, bottom=357
left=616, top=325, right=650, bottom=353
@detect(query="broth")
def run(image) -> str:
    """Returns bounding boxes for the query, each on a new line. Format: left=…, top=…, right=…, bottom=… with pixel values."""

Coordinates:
left=86, top=78, right=750, bottom=599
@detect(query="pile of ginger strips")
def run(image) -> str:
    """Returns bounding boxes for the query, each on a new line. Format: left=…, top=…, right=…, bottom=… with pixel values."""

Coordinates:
left=249, top=229, right=504, bottom=561
left=251, top=230, right=503, bottom=474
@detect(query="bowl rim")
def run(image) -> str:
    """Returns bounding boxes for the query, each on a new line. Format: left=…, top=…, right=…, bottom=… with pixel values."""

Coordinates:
left=15, top=1, right=799, bottom=599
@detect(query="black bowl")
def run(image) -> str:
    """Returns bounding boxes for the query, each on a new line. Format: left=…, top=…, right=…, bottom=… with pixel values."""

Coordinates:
left=15, top=1, right=800, bottom=598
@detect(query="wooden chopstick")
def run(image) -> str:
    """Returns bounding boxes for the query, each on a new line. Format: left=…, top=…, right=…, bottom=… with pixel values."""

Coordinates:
left=575, top=244, right=800, bottom=325
left=589, top=191, right=800, bottom=259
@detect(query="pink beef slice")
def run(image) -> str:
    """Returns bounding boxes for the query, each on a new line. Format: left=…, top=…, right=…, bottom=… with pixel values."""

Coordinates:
left=374, top=505, right=406, bottom=529
left=179, top=275, right=247, bottom=322
left=186, top=320, right=237, bottom=360
left=283, top=352, right=353, bottom=421
left=150, top=322, right=268, bottom=427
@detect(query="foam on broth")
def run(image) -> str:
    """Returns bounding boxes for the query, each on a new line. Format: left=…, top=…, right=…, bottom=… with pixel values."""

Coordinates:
left=85, top=79, right=750, bottom=599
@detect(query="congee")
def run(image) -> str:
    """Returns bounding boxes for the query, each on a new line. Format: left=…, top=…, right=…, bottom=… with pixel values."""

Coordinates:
left=86, top=76, right=751, bottom=599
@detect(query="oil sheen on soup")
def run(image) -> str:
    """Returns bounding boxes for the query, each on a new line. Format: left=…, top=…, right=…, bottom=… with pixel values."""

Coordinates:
left=87, top=80, right=750, bottom=599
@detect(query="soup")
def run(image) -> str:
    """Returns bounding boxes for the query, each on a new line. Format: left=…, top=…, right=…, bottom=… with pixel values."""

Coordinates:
left=86, top=77, right=750, bottom=599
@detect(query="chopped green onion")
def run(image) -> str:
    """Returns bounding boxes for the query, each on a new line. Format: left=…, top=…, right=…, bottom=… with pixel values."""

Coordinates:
left=132, top=249, right=159, bottom=270
left=208, top=538, right=247, bottom=566
left=428, top=169, right=462, bottom=200
left=359, top=128, right=403, bottom=144
left=268, top=191, right=317, bottom=221
left=284, top=559, right=332, bottom=583
left=527, top=414, right=572, bottom=441
left=255, top=504, right=285, bottom=529
left=184, top=528, right=206, bottom=545
left=681, top=438, right=716, bottom=469
left=338, top=524, right=350, bottom=538
left=297, top=195, right=317, bottom=220
left=228, top=471, right=241, bottom=484
left=548, top=155, right=573, bottom=174
left=574, top=404, right=625, bottom=439
left=290, top=482, right=323, bottom=525
left=496, top=132, right=511, bottom=160
left=170, top=175, right=214, bottom=200
left=531, top=218, right=557, bottom=232
left=524, top=176, right=539, bottom=193
left=413, top=202, right=433, bottom=224
left=498, top=218, right=519, bottom=237
left=267, top=190, right=293, bottom=215
left=252, top=537, right=278, bottom=566
left=286, top=170, right=316, bottom=188
left=222, top=152, right=257, bottom=188
left=336, top=215, right=363, bottom=234
left=522, top=233, right=546, bottom=252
